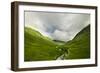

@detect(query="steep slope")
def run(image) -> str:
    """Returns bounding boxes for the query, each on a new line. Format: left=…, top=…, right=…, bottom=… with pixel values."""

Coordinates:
left=24, top=27, right=62, bottom=61
left=63, top=25, right=90, bottom=59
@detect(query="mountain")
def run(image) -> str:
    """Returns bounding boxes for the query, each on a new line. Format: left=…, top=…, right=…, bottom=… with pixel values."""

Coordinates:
left=53, top=40, right=66, bottom=45
left=63, top=25, right=90, bottom=59
left=24, top=24, right=90, bottom=61
left=24, top=27, right=62, bottom=61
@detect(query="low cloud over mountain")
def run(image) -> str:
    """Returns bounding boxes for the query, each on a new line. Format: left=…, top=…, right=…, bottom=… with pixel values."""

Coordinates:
left=25, top=11, right=90, bottom=42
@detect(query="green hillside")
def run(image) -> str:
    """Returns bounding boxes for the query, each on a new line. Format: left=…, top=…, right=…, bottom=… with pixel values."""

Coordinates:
left=24, top=27, right=62, bottom=61
left=63, top=25, right=90, bottom=59
left=24, top=25, right=90, bottom=61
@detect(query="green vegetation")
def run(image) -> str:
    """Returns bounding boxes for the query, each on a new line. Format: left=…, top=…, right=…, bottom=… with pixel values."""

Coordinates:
left=24, top=27, right=62, bottom=61
left=64, top=25, right=90, bottom=59
left=24, top=25, right=90, bottom=61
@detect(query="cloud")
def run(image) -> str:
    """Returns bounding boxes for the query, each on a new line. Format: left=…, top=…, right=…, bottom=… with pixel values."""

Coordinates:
left=52, top=30, right=71, bottom=42
left=25, top=11, right=90, bottom=42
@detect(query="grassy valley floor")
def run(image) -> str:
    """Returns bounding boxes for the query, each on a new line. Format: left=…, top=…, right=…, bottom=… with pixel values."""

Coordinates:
left=24, top=25, right=90, bottom=61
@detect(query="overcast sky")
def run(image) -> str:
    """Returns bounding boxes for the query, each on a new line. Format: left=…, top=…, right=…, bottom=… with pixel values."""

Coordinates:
left=25, top=11, right=90, bottom=42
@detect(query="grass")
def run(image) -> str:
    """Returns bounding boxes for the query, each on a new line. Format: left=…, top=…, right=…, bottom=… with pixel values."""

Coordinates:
left=24, top=25, right=90, bottom=61
left=64, top=25, right=90, bottom=59
left=24, top=27, right=62, bottom=61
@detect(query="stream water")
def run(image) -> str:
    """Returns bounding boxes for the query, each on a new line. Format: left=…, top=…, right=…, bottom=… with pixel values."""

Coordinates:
left=56, top=53, right=68, bottom=60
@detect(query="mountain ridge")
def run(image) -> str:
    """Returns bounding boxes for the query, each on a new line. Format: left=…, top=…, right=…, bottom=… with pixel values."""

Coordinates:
left=63, top=25, right=90, bottom=59
left=24, top=27, right=62, bottom=61
left=24, top=25, right=90, bottom=61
